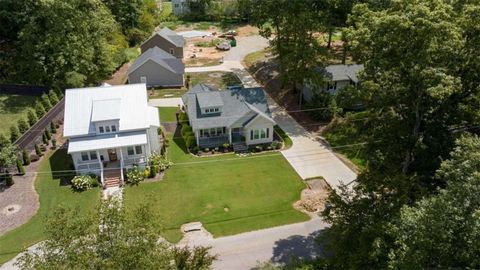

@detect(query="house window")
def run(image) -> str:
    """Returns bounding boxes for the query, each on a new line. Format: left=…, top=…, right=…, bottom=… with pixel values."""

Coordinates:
left=214, top=108, right=219, bottom=112
left=89, top=151, right=97, bottom=160
left=170, top=48, right=174, bottom=55
left=135, top=146, right=143, bottom=155
left=81, top=152, right=89, bottom=161
left=250, top=128, right=269, bottom=140
left=127, top=146, right=135, bottom=156
left=140, top=76, right=147, bottom=84
left=99, top=126, right=104, bottom=133
left=174, top=3, right=179, bottom=7
left=111, top=125, right=117, bottom=132
left=105, top=126, right=111, bottom=132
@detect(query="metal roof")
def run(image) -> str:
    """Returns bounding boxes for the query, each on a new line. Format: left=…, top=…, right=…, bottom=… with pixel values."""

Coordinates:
left=91, top=99, right=121, bottom=122
left=68, top=131, right=147, bottom=153
left=318, top=64, right=364, bottom=83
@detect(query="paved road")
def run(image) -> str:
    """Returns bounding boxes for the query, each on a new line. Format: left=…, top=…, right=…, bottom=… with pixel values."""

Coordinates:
left=182, top=216, right=328, bottom=270
left=14, top=98, right=65, bottom=151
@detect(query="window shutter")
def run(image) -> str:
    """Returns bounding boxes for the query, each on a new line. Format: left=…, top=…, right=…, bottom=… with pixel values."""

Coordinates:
left=250, top=130, right=253, bottom=140
left=266, top=128, right=269, bottom=138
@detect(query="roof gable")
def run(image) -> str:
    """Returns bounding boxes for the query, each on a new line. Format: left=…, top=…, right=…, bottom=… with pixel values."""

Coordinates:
left=91, top=99, right=121, bottom=122
left=128, top=47, right=184, bottom=75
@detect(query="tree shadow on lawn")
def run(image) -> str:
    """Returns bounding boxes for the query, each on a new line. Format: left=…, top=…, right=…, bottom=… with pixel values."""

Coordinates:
left=269, top=229, right=329, bottom=266
left=173, top=126, right=189, bottom=155
left=49, top=148, right=76, bottom=186
left=0, top=94, right=37, bottom=114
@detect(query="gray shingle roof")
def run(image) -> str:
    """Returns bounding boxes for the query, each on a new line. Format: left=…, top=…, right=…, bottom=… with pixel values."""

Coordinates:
left=158, top=27, right=185, bottom=47
left=316, top=64, right=364, bottom=83
left=182, top=84, right=274, bottom=130
left=128, top=47, right=185, bottom=75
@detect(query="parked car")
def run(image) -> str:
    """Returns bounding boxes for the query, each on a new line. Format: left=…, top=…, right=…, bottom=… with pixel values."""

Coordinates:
left=216, top=41, right=231, bottom=51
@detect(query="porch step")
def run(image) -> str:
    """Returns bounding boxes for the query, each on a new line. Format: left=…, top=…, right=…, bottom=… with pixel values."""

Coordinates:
left=233, top=143, right=248, bottom=153
left=104, top=177, right=120, bottom=188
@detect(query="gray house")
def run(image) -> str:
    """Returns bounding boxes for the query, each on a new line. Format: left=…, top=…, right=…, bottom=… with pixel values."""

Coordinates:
left=182, top=84, right=276, bottom=149
left=303, top=64, right=364, bottom=102
left=172, top=0, right=189, bottom=15
left=127, top=46, right=185, bottom=87
left=140, top=27, right=185, bottom=58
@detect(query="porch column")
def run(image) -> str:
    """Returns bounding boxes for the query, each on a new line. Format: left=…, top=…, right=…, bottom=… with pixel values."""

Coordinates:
left=96, top=150, right=103, bottom=185
left=195, top=130, right=200, bottom=146
left=118, top=147, right=124, bottom=186
left=228, top=128, right=232, bottom=144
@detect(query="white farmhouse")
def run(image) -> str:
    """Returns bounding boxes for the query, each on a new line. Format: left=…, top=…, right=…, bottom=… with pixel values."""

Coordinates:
left=63, top=84, right=161, bottom=187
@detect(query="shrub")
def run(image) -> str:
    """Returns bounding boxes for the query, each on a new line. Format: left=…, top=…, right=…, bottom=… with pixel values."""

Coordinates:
left=35, top=100, right=46, bottom=117
left=42, top=133, right=49, bottom=145
left=126, top=166, right=144, bottom=186
left=10, top=126, right=20, bottom=142
left=44, top=129, right=52, bottom=140
left=185, top=135, right=196, bottom=149
left=143, top=166, right=151, bottom=178
left=191, top=146, right=200, bottom=154
left=16, top=159, right=25, bottom=175
left=50, top=121, right=57, bottom=134
left=22, top=149, right=31, bottom=165
left=41, top=93, right=52, bottom=111
left=179, top=111, right=189, bottom=124
left=51, top=139, right=57, bottom=149
left=3, top=171, right=14, bottom=186
left=35, top=144, right=42, bottom=156
left=88, top=174, right=99, bottom=187
left=49, top=90, right=59, bottom=104
left=30, top=154, right=40, bottom=162
left=306, top=91, right=341, bottom=121
left=270, top=141, right=281, bottom=150
left=18, top=118, right=30, bottom=133
left=71, top=175, right=94, bottom=191
left=222, top=143, right=230, bottom=149
left=54, top=88, right=64, bottom=98
left=40, top=145, right=47, bottom=152
left=255, top=145, right=263, bottom=152
left=183, top=131, right=194, bottom=138
left=0, top=134, right=9, bottom=148
left=181, top=125, right=193, bottom=137
left=27, top=109, right=38, bottom=126
left=149, top=165, right=158, bottom=178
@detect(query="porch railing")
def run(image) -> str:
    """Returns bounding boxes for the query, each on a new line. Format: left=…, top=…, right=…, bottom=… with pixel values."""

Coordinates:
left=77, top=162, right=101, bottom=173
left=199, top=135, right=229, bottom=148
left=124, top=156, right=147, bottom=167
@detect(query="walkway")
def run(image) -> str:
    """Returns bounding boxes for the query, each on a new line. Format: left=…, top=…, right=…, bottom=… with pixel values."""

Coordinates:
left=181, top=215, right=328, bottom=270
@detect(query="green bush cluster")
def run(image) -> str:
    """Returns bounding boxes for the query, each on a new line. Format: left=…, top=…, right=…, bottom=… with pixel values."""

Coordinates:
left=71, top=175, right=97, bottom=191
left=126, top=166, right=145, bottom=186
left=180, top=120, right=197, bottom=150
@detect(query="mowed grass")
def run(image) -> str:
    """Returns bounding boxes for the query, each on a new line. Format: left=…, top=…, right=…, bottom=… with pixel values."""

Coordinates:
left=124, top=133, right=308, bottom=242
left=158, top=107, right=179, bottom=122
left=0, top=94, right=37, bottom=137
left=0, top=149, right=100, bottom=264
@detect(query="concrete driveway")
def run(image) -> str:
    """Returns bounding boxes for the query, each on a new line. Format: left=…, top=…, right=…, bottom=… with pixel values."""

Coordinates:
left=224, top=35, right=269, bottom=61
left=181, top=216, right=328, bottom=270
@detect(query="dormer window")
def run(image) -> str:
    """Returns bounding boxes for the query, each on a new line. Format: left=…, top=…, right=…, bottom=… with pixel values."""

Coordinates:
left=97, top=123, right=118, bottom=134
left=205, top=107, right=220, bottom=114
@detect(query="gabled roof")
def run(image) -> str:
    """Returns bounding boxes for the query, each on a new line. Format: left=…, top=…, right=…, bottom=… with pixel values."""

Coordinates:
left=158, top=27, right=185, bottom=47
left=317, top=64, right=364, bottom=83
left=63, top=84, right=159, bottom=137
left=128, top=47, right=184, bottom=75
left=182, top=84, right=274, bottom=130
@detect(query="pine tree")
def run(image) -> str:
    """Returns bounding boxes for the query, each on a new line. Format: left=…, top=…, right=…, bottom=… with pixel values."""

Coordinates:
left=35, top=100, right=46, bottom=117
left=0, top=134, right=9, bottom=148
left=22, top=149, right=31, bottom=165
left=48, top=90, right=59, bottom=105
left=18, top=118, right=30, bottom=134
left=35, top=143, right=42, bottom=156
left=50, top=121, right=57, bottom=134
left=42, top=132, right=48, bottom=145
left=27, top=109, right=38, bottom=126
left=16, top=159, right=25, bottom=175
left=44, top=128, right=51, bottom=140
left=41, top=93, right=52, bottom=111
left=10, top=126, right=20, bottom=142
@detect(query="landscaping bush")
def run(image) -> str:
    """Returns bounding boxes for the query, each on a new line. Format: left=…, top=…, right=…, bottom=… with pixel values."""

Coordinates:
left=143, top=166, right=151, bottom=178
left=0, top=134, right=9, bottom=148
left=149, top=152, right=172, bottom=171
left=40, top=145, right=47, bottom=152
left=270, top=141, right=281, bottom=150
left=44, top=129, right=52, bottom=140
left=185, top=135, right=196, bottom=149
left=126, top=166, right=144, bottom=186
left=2, top=171, right=14, bottom=186
left=30, top=154, right=39, bottom=162
left=35, top=144, right=42, bottom=156
left=16, top=159, right=25, bottom=175
left=149, top=165, right=159, bottom=178
left=18, top=118, right=30, bottom=134
left=181, top=125, right=193, bottom=137
left=50, top=121, right=57, bottom=134
left=35, top=100, right=46, bottom=117
left=191, top=146, right=200, bottom=154
left=22, top=149, right=31, bottom=165
left=255, top=145, right=263, bottom=152
left=27, top=109, right=38, bottom=126
left=10, top=126, right=20, bottom=142
left=179, top=111, right=189, bottom=124
left=71, top=175, right=94, bottom=191
left=42, top=133, right=49, bottom=145
left=51, top=139, right=57, bottom=149
left=88, top=175, right=99, bottom=188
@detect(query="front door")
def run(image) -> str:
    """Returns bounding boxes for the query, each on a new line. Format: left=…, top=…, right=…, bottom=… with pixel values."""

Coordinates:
left=107, top=149, right=118, bottom=162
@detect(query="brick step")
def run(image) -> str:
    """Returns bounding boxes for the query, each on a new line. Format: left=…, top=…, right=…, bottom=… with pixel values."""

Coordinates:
left=104, top=177, right=120, bottom=188
left=233, top=143, right=248, bottom=152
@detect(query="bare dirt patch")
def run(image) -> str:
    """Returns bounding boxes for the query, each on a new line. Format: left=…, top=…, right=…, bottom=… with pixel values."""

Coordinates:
left=294, top=178, right=331, bottom=214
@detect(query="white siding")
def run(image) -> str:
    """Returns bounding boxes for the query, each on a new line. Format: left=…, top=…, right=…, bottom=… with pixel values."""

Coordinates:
left=245, top=116, right=274, bottom=146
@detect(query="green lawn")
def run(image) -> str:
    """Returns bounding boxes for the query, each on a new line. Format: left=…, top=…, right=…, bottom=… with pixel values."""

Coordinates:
left=274, top=125, right=293, bottom=149
left=124, top=134, right=309, bottom=242
left=0, top=94, right=37, bottom=137
left=159, top=107, right=179, bottom=122
left=0, top=149, right=100, bottom=264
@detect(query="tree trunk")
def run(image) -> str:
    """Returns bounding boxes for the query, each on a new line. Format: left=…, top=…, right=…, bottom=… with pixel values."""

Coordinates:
left=327, top=28, right=333, bottom=49
left=402, top=100, right=422, bottom=174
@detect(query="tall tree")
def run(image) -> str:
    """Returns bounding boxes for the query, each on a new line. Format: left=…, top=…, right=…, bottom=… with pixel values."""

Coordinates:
left=14, top=0, right=126, bottom=89
left=17, top=198, right=216, bottom=269
left=389, top=135, right=480, bottom=268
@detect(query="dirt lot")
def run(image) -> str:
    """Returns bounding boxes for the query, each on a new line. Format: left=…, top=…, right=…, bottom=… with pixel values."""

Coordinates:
left=183, top=25, right=260, bottom=67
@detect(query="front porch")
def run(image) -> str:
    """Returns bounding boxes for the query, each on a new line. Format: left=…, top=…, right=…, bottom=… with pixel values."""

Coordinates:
left=73, top=145, right=148, bottom=188
left=196, top=127, right=246, bottom=149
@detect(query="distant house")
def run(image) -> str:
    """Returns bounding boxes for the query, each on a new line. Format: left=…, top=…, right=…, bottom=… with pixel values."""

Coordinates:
left=127, top=46, right=185, bottom=87
left=140, top=27, right=185, bottom=58
left=172, top=0, right=190, bottom=16
left=63, top=84, right=161, bottom=187
left=303, top=64, right=364, bottom=102
left=182, top=84, right=276, bottom=149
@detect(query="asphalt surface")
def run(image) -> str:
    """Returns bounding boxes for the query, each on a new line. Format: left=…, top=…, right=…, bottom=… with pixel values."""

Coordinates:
left=14, top=98, right=64, bottom=151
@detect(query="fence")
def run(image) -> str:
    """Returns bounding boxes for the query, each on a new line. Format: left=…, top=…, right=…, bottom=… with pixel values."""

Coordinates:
left=0, top=84, right=49, bottom=96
